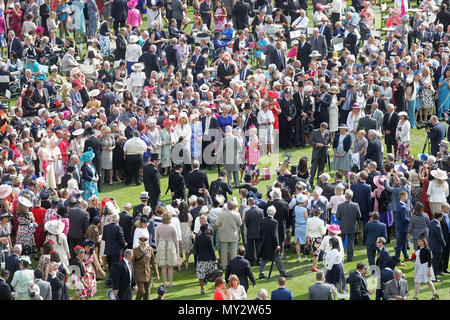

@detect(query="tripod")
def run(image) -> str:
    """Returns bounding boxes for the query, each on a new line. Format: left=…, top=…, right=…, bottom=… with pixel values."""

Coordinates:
left=422, top=135, right=431, bottom=154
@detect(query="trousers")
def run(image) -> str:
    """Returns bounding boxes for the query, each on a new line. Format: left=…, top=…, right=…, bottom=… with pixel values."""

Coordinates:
left=431, top=249, right=442, bottom=278
left=125, top=154, right=143, bottom=185
left=68, top=236, right=84, bottom=259
left=367, top=247, right=377, bottom=266
left=107, top=255, right=120, bottom=283
left=135, top=282, right=150, bottom=300
left=246, top=238, right=261, bottom=265
left=226, top=171, right=240, bottom=188
left=341, top=233, right=356, bottom=260
left=220, top=241, right=238, bottom=269
left=259, top=251, right=286, bottom=275
left=310, top=152, right=327, bottom=185
left=395, top=231, right=409, bottom=260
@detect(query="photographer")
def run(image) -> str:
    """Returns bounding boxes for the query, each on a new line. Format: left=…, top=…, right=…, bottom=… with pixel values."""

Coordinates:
left=426, top=116, right=447, bottom=156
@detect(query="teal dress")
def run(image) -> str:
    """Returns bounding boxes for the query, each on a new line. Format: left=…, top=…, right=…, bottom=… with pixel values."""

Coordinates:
left=81, top=163, right=99, bottom=201
left=437, top=76, right=450, bottom=119
left=407, top=85, right=419, bottom=128
left=255, top=37, right=269, bottom=59
left=72, top=1, right=86, bottom=35
left=294, top=205, right=307, bottom=244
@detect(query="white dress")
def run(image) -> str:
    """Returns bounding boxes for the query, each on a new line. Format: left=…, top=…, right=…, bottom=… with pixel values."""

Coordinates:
left=414, top=249, right=434, bottom=283
left=328, top=95, right=339, bottom=132
left=227, top=285, right=247, bottom=300
left=174, top=124, right=192, bottom=148
left=257, top=109, right=275, bottom=145
left=46, top=233, right=70, bottom=267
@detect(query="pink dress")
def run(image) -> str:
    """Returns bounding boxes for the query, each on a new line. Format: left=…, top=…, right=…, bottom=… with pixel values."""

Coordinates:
left=127, top=8, right=142, bottom=28
left=213, top=7, right=226, bottom=32
left=248, top=136, right=259, bottom=175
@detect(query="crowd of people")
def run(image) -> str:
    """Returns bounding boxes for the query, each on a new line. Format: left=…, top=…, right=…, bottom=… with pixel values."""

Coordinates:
left=0, top=0, right=449, bottom=301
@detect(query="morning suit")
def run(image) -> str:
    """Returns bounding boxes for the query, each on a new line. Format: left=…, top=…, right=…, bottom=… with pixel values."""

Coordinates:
left=111, top=258, right=136, bottom=300
left=187, top=169, right=210, bottom=198
left=267, top=199, right=290, bottom=245
left=269, top=48, right=286, bottom=72
left=0, top=278, right=13, bottom=300
left=84, top=135, right=103, bottom=191
left=168, top=170, right=186, bottom=200
left=143, top=163, right=161, bottom=212
left=217, top=63, right=236, bottom=87
left=225, top=255, right=256, bottom=292
left=119, top=210, right=134, bottom=250
left=310, top=34, right=327, bottom=58
left=34, top=279, right=52, bottom=300
left=138, top=51, right=160, bottom=79
left=296, top=40, right=312, bottom=70
left=336, top=200, right=361, bottom=261
left=382, top=111, right=399, bottom=155
left=259, top=216, right=287, bottom=276
left=310, top=128, right=331, bottom=185
left=429, top=219, right=446, bottom=277
left=201, top=115, right=218, bottom=166
left=356, top=116, right=377, bottom=136
left=392, top=81, right=406, bottom=112
left=245, top=205, right=264, bottom=265
left=363, top=220, right=387, bottom=266
left=67, top=206, right=90, bottom=258
left=5, top=253, right=20, bottom=285
left=103, top=222, right=126, bottom=283
left=351, top=181, right=372, bottom=226
left=365, top=137, right=383, bottom=170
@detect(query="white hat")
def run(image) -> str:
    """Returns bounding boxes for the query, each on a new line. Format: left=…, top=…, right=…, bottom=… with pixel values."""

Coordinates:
left=129, top=35, right=139, bottom=44
left=72, top=129, right=84, bottom=136
left=131, top=63, right=144, bottom=71
left=430, top=168, right=448, bottom=180
left=45, top=219, right=65, bottom=235
left=89, top=89, right=100, bottom=97
left=398, top=111, right=408, bottom=118
left=200, top=84, right=209, bottom=93
left=309, top=51, right=322, bottom=58
left=18, top=196, right=33, bottom=208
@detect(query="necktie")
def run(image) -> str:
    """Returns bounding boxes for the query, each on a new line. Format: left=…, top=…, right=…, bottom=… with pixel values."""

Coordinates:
left=397, top=281, right=400, bottom=292
left=321, top=25, right=324, bottom=34
left=315, top=36, right=318, bottom=47
left=195, top=55, right=199, bottom=63
left=205, top=117, right=210, bottom=135
left=301, top=42, right=304, bottom=49
left=128, top=261, right=132, bottom=282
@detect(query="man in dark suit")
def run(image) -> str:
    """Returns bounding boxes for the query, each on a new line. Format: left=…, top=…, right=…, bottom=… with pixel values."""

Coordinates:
left=427, top=116, right=447, bottom=156
left=232, top=0, right=250, bottom=30
left=441, top=203, right=450, bottom=273
left=344, top=23, right=358, bottom=56
left=308, top=271, right=334, bottom=300
left=336, top=190, right=362, bottom=262
left=297, top=34, right=312, bottom=71
left=376, top=237, right=392, bottom=271
left=67, top=198, right=89, bottom=258
left=187, top=160, right=209, bottom=197
left=394, top=191, right=411, bottom=265
left=310, top=28, right=327, bottom=59
left=225, top=247, right=256, bottom=292
left=245, top=198, right=264, bottom=266
left=366, top=130, right=383, bottom=170
left=310, top=122, right=331, bottom=186
left=189, top=46, right=206, bottom=79
left=366, top=87, right=387, bottom=112
left=429, top=213, right=447, bottom=281
left=318, top=18, right=332, bottom=47
left=143, top=154, right=161, bottom=212
left=383, top=269, right=409, bottom=300
left=217, top=54, right=235, bottom=87
left=111, top=0, right=128, bottom=35
left=239, top=59, right=253, bottom=83
left=270, top=40, right=286, bottom=72
left=209, top=170, right=233, bottom=202
left=168, top=164, right=186, bottom=200
left=111, top=249, right=137, bottom=300
left=391, top=73, right=406, bottom=112
left=318, top=173, right=335, bottom=201
left=267, top=188, right=290, bottom=259
left=278, top=87, right=296, bottom=149
left=242, top=104, right=258, bottom=135
left=338, top=83, right=357, bottom=124
left=357, top=108, right=377, bottom=136
left=292, top=81, right=310, bottom=147
left=40, top=0, right=52, bottom=36
left=347, top=262, right=372, bottom=300
left=7, top=31, right=23, bottom=60
left=271, top=277, right=294, bottom=300
left=201, top=108, right=218, bottom=168
left=0, top=270, right=13, bottom=300
left=432, top=24, right=446, bottom=50
left=434, top=56, right=448, bottom=87
left=138, top=45, right=160, bottom=80
left=115, top=28, right=128, bottom=61
left=382, top=104, right=399, bottom=156
left=5, top=245, right=21, bottom=285
left=103, top=214, right=126, bottom=286
left=84, top=127, right=103, bottom=192
left=165, top=38, right=181, bottom=71
left=351, top=171, right=373, bottom=230
left=363, top=213, right=387, bottom=266
left=258, top=206, right=291, bottom=278
left=119, top=203, right=134, bottom=250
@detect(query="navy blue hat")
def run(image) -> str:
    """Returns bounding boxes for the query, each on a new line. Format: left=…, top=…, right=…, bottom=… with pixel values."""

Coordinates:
left=140, top=215, right=149, bottom=223
left=0, top=104, right=7, bottom=110
left=83, top=238, right=95, bottom=247
left=157, top=285, right=167, bottom=295
left=40, top=188, right=51, bottom=199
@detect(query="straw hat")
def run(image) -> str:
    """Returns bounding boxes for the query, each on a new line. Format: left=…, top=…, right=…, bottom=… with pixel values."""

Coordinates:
left=45, top=219, right=65, bottom=235
left=0, top=184, right=12, bottom=199
left=131, top=63, right=144, bottom=72
left=89, top=89, right=100, bottom=97
left=309, top=50, right=322, bottom=58
left=113, top=81, right=126, bottom=92
left=328, top=86, right=340, bottom=94
left=430, top=168, right=448, bottom=180
left=129, top=35, right=139, bottom=44
left=72, top=129, right=84, bottom=136
left=398, top=111, right=408, bottom=119
left=200, top=84, right=209, bottom=93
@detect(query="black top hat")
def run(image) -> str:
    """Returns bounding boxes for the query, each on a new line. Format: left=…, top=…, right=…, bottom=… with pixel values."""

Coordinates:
left=68, top=197, right=79, bottom=207
left=244, top=173, right=252, bottom=182
left=290, top=165, right=298, bottom=175
left=393, top=72, right=402, bottom=79
left=150, top=153, right=161, bottom=161
left=140, top=215, right=149, bottom=223
left=84, top=127, right=94, bottom=135
left=66, top=163, right=76, bottom=172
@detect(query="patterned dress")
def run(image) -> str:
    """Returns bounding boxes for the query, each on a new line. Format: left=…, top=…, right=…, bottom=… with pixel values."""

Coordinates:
left=81, top=163, right=99, bottom=201
left=81, top=254, right=97, bottom=298
left=180, top=214, right=194, bottom=253
left=191, top=121, right=203, bottom=159
left=31, top=206, right=47, bottom=249
left=15, top=211, right=37, bottom=255
left=160, top=128, right=175, bottom=169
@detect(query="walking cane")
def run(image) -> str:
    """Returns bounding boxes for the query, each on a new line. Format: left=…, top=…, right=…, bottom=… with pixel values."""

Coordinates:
left=267, top=249, right=278, bottom=280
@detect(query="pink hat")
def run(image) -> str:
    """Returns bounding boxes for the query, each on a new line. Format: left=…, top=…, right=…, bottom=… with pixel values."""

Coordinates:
left=316, top=3, right=323, bottom=10
left=373, top=175, right=386, bottom=188
left=327, top=224, right=341, bottom=235
left=127, top=0, right=138, bottom=8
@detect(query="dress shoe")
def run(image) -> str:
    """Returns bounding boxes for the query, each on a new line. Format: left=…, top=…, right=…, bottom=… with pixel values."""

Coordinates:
left=444, top=270, right=450, bottom=274
left=403, top=258, right=411, bottom=262
left=346, top=258, right=353, bottom=262
left=396, top=262, right=406, bottom=266
left=259, top=274, right=266, bottom=279
left=311, top=267, right=319, bottom=272
left=431, top=279, right=441, bottom=283
left=280, top=273, right=292, bottom=278
left=438, top=272, right=445, bottom=276
left=136, top=182, right=142, bottom=186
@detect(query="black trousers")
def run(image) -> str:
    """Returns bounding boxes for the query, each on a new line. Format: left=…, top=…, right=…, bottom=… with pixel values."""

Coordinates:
left=279, top=120, right=294, bottom=149
left=441, top=243, right=449, bottom=272
left=118, top=286, right=133, bottom=300
left=68, top=236, right=84, bottom=258
left=294, top=117, right=305, bottom=147
left=107, top=254, right=120, bottom=283
left=148, top=195, right=159, bottom=213
left=114, top=19, right=126, bottom=35
left=125, top=155, right=143, bottom=185
left=331, top=13, right=340, bottom=29
left=431, top=249, right=442, bottom=278
left=246, top=238, right=261, bottom=266
left=385, top=134, right=397, bottom=156
left=310, top=152, right=327, bottom=185
left=339, top=110, right=350, bottom=126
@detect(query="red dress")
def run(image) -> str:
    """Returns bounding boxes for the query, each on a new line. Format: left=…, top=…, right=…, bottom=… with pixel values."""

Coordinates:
left=58, top=140, right=70, bottom=168
left=5, top=10, right=22, bottom=40
left=31, top=206, right=47, bottom=248
left=269, top=101, right=281, bottom=131
left=214, top=288, right=227, bottom=300
left=419, top=178, right=432, bottom=220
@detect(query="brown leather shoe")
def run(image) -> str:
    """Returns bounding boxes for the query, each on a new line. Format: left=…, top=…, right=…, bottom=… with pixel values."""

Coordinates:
left=403, top=258, right=411, bottom=262
left=396, top=262, right=406, bottom=266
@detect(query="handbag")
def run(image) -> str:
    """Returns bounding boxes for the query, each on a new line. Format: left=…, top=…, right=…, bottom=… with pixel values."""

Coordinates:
left=262, top=167, right=270, bottom=180
left=205, top=264, right=223, bottom=283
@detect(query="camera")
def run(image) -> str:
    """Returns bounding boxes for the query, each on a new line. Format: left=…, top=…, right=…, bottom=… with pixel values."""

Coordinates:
left=416, top=120, right=433, bottom=130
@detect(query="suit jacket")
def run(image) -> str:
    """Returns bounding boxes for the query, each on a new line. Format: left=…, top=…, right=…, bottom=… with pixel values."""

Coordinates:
left=293, top=91, right=312, bottom=115
left=259, top=216, right=279, bottom=261
left=269, top=48, right=286, bottom=72
left=242, top=111, right=258, bottom=133
left=308, top=282, right=334, bottom=300
left=168, top=170, right=186, bottom=200
left=347, top=270, right=370, bottom=300
left=363, top=220, right=387, bottom=249
left=232, top=1, right=250, bottom=30
left=245, top=206, right=264, bottom=240
left=344, top=32, right=358, bottom=56
left=395, top=202, right=410, bottom=233
left=319, top=182, right=334, bottom=201
left=138, top=51, right=160, bottom=79
left=311, top=34, right=327, bottom=58
left=141, top=37, right=151, bottom=52
left=115, top=34, right=127, bottom=60
left=267, top=199, right=289, bottom=243
left=239, top=67, right=253, bottom=82
left=370, top=108, right=384, bottom=132
left=5, top=254, right=20, bottom=284
left=84, top=136, right=102, bottom=171
left=0, top=278, right=12, bottom=300
left=68, top=207, right=89, bottom=240
left=319, top=24, right=332, bottom=46
left=429, top=219, right=446, bottom=252
left=171, top=0, right=184, bottom=19
left=217, top=63, right=235, bottom=87
left=225, top=255, right=256, bottom=290
left=8, top=37, right=23, bottom=59
left=34, top=279, right=52, bottom=300
left=209, top=178, right=233, bottom=201
left=119, top=211, right=134, bottom=249
left=382, top=111, right=399, bottom=136
left=271, top=287, right=294, bottom=300
left=216, top=209, right=242, bottom=242
left=103, top=223, right=126, bottom=256
left=297, top=41, right=312, bottom=70
left=143, top=163, right=161, bottom=198
left=366, top=97, right=387, bottom=113
left=111, top=258, right=136, bottom=300
left=165, top=44, right=180, bottom=70
left=187, top=169, right=209, bottom=197
left=383, top=279, right=408, bottom=300
left=189, top=54, right=206, bottom=77
left=376, top=246, right=391, bottom=270
left=111, top=0, right=128, bottom=21
left=357, top=116, right=377, bottom=134
left=392, top=82, right=406, bottom=112
left=366, top=137, right=383, bottom=170
left=336, top=200, right=361, bottom=234
left=48, top=270, right=65, bottom=300
left=310, top=128, right=331, bottom=160
left=351, top=182, right=372, bottom=215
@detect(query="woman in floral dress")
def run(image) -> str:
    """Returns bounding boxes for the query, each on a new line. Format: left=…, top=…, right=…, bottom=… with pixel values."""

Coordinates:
left=160, top=120, right=175, bottom=176
left=178, top=202, right=193, bottom=270
left=213, top=1, right=227, bottom=33
left=190, top=113, right=203, bottom=162
left=15, top=195, right=37, bottom=256
left=81, top=240, right=106, bottom=299
left=247, top=126, right=259, bottom=185
left=418, top=68, right=435, bottom=123
left=5, top=3, right=22, bottom=40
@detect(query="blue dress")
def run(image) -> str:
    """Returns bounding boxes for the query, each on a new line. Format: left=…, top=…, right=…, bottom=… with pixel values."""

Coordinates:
left=255, top=38, right=269, bottom=59
left=140, top=133, right=151, bottom=163
left=81, top=163, right=99, bottom=201
left=437, top=76, right=450, bottom=119
left=294, top=205, right=307, bottom=244
left=407, top=85, right=419, bottom=129
left=191, top=121, right=203, bottom=159
left=87, top=0, right=98, bottom=37
left=71, top=1, right=86, bottom=35
left=333, top=134, right=351, bottom=172
left=217, top=114, right=233, bottom=133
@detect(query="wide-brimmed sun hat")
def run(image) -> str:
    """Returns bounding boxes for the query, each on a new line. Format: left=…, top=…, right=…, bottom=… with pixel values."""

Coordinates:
left=373, top=175, right=386, bottom=188
left=0, top=184, right=12, bottom=199
left=430, top=168, right=448, bottom=180
left=45, top=219, right=65, bottom=235
left=327, top=224, right=341, bottom=235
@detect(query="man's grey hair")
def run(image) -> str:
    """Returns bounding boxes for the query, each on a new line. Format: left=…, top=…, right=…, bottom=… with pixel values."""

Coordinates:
left=368, top=129, right=377, bottom=138
left=376, top=236, right=386, bottom=244
left=124, top=249, right=133, bottom=258
left=123, top=202, right=132, bottom=211
left=319, top=173, right=330, bottom=182
left=369, top=161, right=377, bottom=168
left=267, top=205, right=276, bottom=217
left=13, top=244, right=22, bottom=253
left=393, top=269, right=403, bottom=275
left=257, top=289, right=268, bottom=299
left=399, top=177, right=409, bottom=186
left=192, top=160, right=200, bottom=169
left=345, top=189, right=354, bottom=200
left=143, top=206, right=151, bottom=216
left=199, top=214, right=207, bottom=222
left=111, top=214, right=120, bottom=223
left=170, top=38, right=177, bottom=45
left=133, top=130, right=140, bottom=137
